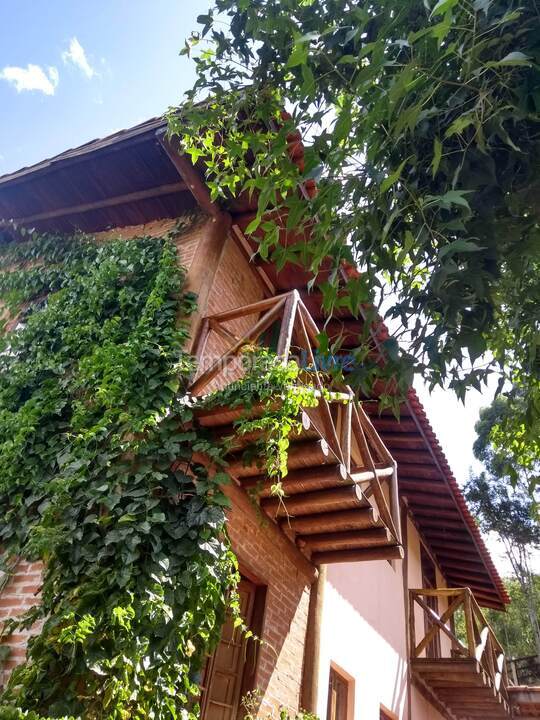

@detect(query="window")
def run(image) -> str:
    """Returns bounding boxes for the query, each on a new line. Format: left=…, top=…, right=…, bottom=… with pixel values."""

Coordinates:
left=200, top=579, right=263, bottom=720
left=326, top=667, right=352, bottom=720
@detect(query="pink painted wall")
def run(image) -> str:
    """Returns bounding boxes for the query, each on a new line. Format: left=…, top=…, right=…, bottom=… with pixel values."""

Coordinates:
left=317, top=517, right=448, bottom=720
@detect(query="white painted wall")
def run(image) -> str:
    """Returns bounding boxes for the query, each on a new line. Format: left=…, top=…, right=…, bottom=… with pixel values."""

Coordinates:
left=316, top=518, right=447, bottom=720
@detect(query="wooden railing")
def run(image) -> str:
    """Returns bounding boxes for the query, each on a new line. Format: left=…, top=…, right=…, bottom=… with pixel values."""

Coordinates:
left=189, top=290, right=403, bottom=555
left=409, top=587, right=511, bottom=701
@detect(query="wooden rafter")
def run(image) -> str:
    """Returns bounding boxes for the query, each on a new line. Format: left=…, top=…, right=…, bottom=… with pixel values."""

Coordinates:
left=12, top=182, right=187, bottom=224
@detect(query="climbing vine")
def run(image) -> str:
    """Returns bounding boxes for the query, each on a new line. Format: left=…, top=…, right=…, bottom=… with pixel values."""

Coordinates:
left=0, top=224, right=332, bottom=719
left=0, top=225, right=238, bottom=719
left=201, top=346, right=345, bottom=497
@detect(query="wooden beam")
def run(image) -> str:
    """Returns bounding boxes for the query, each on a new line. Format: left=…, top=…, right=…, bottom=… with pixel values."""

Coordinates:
left=396, top=464, right=444, bottom=481
left=391, top=449, right=435, bottom=465
left=446, top=573, right=497, bottom=590
left=383, top=434, right=427, bottom=450
left=156, top=129, right=220, bottom=218
left=276, top=290, right=299, bottom=359
left=13, top=181, right=187, bottom=224
left=412, top=507, right=463, bottom=521
left=422, top=528, right=472, bottom=542
left=231, top=223, right=275, bottom=295
left=190, top=297, right=286, bottom=394
left=228, top=438, right=335, bottom=478
left=413, top=517, right=470, bottom=531
left=298, top=527, right=392, bottom=551
left=412, top=592, right=467, bottom=658
left=436, top=558, right=492, bottom=575
left=281, top=507, right=378, bottom=534
left=400, top=489, right=456, bottom=508
left=428, top=542, right=483, bottom=558
left=241, top=464, right=348, bottom=496
left=403, top=393, right=507, bottom=610
left=370, top=418, right=418, bottom=433
left=398, top=478, right=449, bottom=498
left=262, top=484, right=365, bottom=518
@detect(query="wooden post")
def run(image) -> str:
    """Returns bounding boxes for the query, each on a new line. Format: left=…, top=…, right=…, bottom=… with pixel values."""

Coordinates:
left=156, top=129, right=221, bottom=219
left=464, top=590, right=476, bottom=659
left=401, top=502, right=412, bottom=720
left=409, top=590, right=417, bottom=658
left=276, top=290, right=299, bottom=361
left=301, top=564, right=326, bottom=714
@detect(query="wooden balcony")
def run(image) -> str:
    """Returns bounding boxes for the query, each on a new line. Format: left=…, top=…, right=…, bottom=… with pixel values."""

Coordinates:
left=190, top=290, right=403, bottom=564
left=409, top=587, right=512, bottom=719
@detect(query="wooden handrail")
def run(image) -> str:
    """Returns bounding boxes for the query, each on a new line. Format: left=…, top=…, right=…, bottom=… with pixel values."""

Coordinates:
left=409, top=587, right=511, bottom=701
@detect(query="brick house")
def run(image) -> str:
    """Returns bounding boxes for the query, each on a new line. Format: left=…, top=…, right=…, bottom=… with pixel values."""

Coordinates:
left=0, top=118, right=538, bottom=720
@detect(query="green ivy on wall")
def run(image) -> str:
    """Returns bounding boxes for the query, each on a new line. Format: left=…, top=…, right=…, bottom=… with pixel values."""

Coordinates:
left=0, top=225, right=238, bottom=720
left=0, top=223, right=331, bottom=720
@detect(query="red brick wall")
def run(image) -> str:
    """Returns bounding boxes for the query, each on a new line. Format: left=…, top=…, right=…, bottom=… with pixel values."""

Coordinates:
left=0, top=561, right=42, bottom=688
left=225, top=483, right=314, bottom=716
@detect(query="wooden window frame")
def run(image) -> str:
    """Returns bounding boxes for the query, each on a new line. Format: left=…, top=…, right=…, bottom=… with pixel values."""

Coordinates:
left=380, top=704, right=398, bottom=720
left=200, top=575, right=267, bottom=720
left=326, top=662, right=355, bottom=720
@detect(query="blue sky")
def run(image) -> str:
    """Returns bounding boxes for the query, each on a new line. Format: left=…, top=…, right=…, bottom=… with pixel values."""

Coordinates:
left=0, top=0, right=208, bottom=175
left=0, top=1, right=517, bottom=572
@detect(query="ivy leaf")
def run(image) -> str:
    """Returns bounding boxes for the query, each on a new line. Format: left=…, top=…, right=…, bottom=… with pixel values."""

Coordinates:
left=425, top=190, right=472, bottom=211
left=245, top=216, right=261, bottom=235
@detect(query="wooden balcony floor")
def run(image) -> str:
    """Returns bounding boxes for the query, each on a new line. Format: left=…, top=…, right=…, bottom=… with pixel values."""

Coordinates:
left=412, top=657, right=511, bottom=719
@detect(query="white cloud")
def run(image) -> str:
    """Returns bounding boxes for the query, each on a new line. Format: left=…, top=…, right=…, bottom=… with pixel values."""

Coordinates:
left=48, top=66, right=59, bottom=87
left=0, top=64, right=59, bottom=95
left=62, top=37, right=95, bottom=79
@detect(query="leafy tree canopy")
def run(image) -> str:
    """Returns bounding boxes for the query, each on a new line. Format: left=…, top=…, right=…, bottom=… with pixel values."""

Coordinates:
left=486, top=575, right=540, bottom=660
left=473, top=394, right=540, bottom=491
left=466, top=395, right=540, bottom=656
left=169, top=0, right=540, bottom=479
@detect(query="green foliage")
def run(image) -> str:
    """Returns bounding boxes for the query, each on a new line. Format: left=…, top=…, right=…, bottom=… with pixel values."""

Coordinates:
left=486, top=575, right=540, bottom=659
left=201, top=346, right=339, bottom=494
left=0, top=226, right=238, bottom=719
left=170, top=0, right=540, bottom=476
left=473, top=395, right=540, bottom=492
left=466, top=395, right=540, bottom=656
left=241, top=689, right=319, bottom=720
